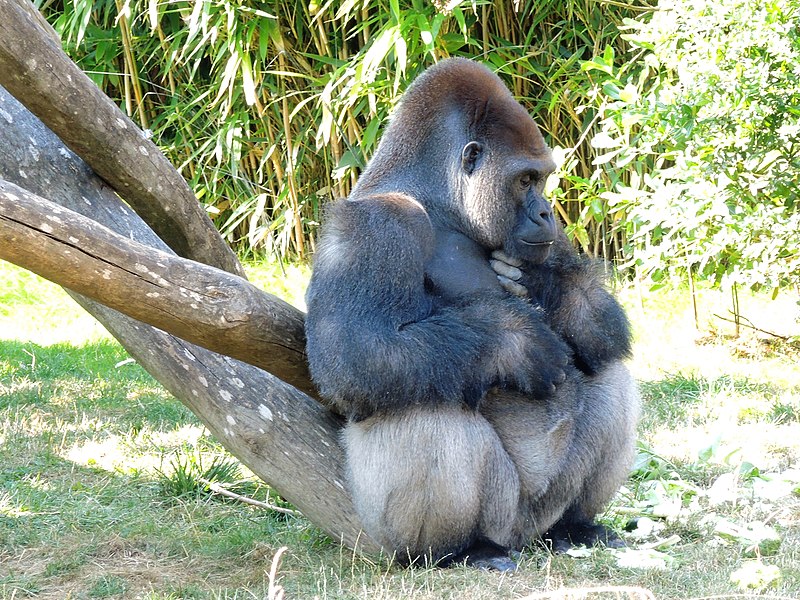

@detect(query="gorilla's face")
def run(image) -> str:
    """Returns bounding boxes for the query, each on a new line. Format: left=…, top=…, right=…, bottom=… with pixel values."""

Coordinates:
left=503, top=162, right=557, bottom=264
left=457, top=96, right=558, bottom=264
left=460, top=138, right=557, bottom=264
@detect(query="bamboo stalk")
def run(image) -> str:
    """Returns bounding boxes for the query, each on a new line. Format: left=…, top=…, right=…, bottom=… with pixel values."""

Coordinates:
left=114, top=0, right=149, bottom=129
left=277, top=49, right=305, bottom=257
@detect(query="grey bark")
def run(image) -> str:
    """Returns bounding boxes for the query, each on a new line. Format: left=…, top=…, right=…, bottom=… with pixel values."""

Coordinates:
left=0, top=84, right=376, bottom=552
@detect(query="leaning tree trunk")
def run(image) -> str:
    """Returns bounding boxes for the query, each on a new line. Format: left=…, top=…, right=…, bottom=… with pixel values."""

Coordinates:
left=0, top=0, right=376, bottom=553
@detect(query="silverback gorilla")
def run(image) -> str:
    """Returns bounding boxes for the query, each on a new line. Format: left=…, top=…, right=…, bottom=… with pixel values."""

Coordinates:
left=305, top=58, right=639, bottom=571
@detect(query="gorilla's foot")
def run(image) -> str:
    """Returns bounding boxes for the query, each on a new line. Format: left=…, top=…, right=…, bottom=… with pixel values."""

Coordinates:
left=443, top=538, right=518, bottom=572
left=543, top=520, right=624, bottom=554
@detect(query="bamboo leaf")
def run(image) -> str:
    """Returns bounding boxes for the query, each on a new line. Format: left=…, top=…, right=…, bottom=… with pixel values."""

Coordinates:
left=241, top=52, right=257, bottom=106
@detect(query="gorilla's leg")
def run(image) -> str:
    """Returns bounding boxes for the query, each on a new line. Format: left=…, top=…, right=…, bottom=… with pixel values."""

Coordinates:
left=542, top=362, right=640, bottom=552
left=342, top=404, right=520, bottom=569
left=482, top=362, right=639, bottom=551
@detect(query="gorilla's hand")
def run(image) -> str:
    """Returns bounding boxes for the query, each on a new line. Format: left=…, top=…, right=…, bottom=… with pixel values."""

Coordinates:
left=479, top=298, right=571, bottom=399
left=511, top=318, right=571, bottom=399
left=490, top=251, right=527, bottom=298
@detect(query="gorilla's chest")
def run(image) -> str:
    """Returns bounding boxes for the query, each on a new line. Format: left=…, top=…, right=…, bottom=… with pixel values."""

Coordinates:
left=424, top=229, right=500, bottom=304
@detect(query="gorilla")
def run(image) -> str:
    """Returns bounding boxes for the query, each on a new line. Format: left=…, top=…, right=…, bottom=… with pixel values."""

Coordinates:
left=304, top=58, right=639, bottom=571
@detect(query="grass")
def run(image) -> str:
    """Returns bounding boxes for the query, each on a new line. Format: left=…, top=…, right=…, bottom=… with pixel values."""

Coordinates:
left=1, top=259, right=799, bottom=599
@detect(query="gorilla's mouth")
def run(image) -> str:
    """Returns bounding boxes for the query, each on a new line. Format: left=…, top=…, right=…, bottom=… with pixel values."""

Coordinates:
left=519, top=240, right=554, bottom=247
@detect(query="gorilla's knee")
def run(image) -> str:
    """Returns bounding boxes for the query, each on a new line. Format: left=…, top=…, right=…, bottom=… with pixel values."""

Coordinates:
left=343, top=405, right=519, bottom=563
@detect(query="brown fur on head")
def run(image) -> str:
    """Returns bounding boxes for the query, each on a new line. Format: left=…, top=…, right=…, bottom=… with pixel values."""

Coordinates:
left=352, top=58, right=557, bottom=261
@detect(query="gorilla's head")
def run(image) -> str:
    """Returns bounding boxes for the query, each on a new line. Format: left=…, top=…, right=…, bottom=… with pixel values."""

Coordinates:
left=455, top=69, right=558, bottom=265
left=356, top=58, right=559, bottom=265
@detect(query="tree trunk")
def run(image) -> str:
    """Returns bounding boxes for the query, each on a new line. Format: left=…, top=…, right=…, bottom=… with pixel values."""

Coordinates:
left=0, top=0, right=244, bottom=278
left=0, top=35, right=376, bottom=553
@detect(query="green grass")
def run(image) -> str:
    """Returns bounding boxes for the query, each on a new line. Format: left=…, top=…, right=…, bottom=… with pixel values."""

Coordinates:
left=1, top=259, right=799, bottom=599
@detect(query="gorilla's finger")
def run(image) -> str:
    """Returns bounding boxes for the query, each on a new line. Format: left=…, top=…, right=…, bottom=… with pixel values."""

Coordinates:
left=490, top=259, right=523, bottom=281
left=490, top=250, right=523, bottom=268
left=497, top=275, right=528, bottom=298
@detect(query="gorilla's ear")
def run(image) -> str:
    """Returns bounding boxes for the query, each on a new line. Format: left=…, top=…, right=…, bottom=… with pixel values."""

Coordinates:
left=461, top=141, right=484, bottom=175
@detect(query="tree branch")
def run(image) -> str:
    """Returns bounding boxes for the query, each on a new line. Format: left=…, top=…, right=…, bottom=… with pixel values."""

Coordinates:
left=0, top=0, right=244, bottom=277
left=0, top=178, right=319, bottom=400
left=0, top=85, right=377, bottom=553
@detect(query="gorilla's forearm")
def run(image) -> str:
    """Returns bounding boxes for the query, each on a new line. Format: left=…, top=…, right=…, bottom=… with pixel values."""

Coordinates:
left=306, top=293, right=570, bottom=420
left=521, top=236, right=632, bottom=375
left=304, top=195, right=565, bottom=419
left=305, top=302, right=489, bottom=419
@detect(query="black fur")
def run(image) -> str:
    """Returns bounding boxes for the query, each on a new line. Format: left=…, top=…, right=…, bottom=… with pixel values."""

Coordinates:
left=304, top=58, right=639, bottom=567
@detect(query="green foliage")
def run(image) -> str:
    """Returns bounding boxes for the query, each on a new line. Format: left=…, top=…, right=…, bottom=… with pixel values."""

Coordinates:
left=38, top=0, right=646, bottom=261
left=584, top=0, right=800, bottom=292
left=156, top=450, right=242, bottom=499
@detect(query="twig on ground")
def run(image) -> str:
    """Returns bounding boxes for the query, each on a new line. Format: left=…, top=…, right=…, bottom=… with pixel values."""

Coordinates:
left=197, top=478, right=301, bottom=516
left=713, top=312, right=790, bottom=340
left=519, top=586, right=656, bottom=600
left=268, top=546, right=288, bottom=600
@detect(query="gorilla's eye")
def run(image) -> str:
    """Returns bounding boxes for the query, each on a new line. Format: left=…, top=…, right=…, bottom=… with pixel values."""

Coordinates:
left=519, top=174, right=533, bottom=189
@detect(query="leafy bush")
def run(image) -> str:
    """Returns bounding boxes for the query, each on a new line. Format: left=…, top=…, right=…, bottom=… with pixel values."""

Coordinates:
left=584, top=0, right=800, bottom=292
left=40, top=0, right=644, bottom=260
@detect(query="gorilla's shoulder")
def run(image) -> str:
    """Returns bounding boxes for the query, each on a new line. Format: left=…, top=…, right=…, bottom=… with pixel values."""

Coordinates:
left=323, top=194, right=434, bottom=250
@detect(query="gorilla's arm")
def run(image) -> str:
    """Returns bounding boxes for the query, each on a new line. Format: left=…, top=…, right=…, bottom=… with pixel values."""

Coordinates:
left=516, top=230, right=632, bottom=375
left=305, top=196, right=570, bottom=419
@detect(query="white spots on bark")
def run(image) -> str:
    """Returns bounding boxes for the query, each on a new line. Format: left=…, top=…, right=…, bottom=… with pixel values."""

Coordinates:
left=18, top=169, right=27, bottom=179
left=226, top=415, right=236, bottom=426
left=59, top=147, right=71, bottom=158
left=81, top=195, right=92, bottom=206
left=0, top=108, right=12, bottom=123
left=45, top=214, right=63, bottom=224
left=191, top=389, right=199, bottom=397
left=198, top=376, right=208, bottom=388
left=40, top=222, right=53, bottom=234
left=134, top=263, right=171, bottom=287
left=116, top=118, right=127, bottom=129
left=146, top=292, right=160, bottom=298
left=68, top=236, right=80, bottom=244
left=219, top=389, right=233, bottom=402
left=3, top=192, right=19, bottom=201
left=101, top=269, right=112, bottom=280
left=229, top=377, right=245, bottom=389
left=29, top=146, right=40, bottom=161
left=258, top=428, right=265, bottom=434
left=258, top=404, right=273, bottom=422
left=138, top=145, right=149, bottom=156
left=178, top=287, right=203, bottom=302
left=183, top=348, right=196, bottom=361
